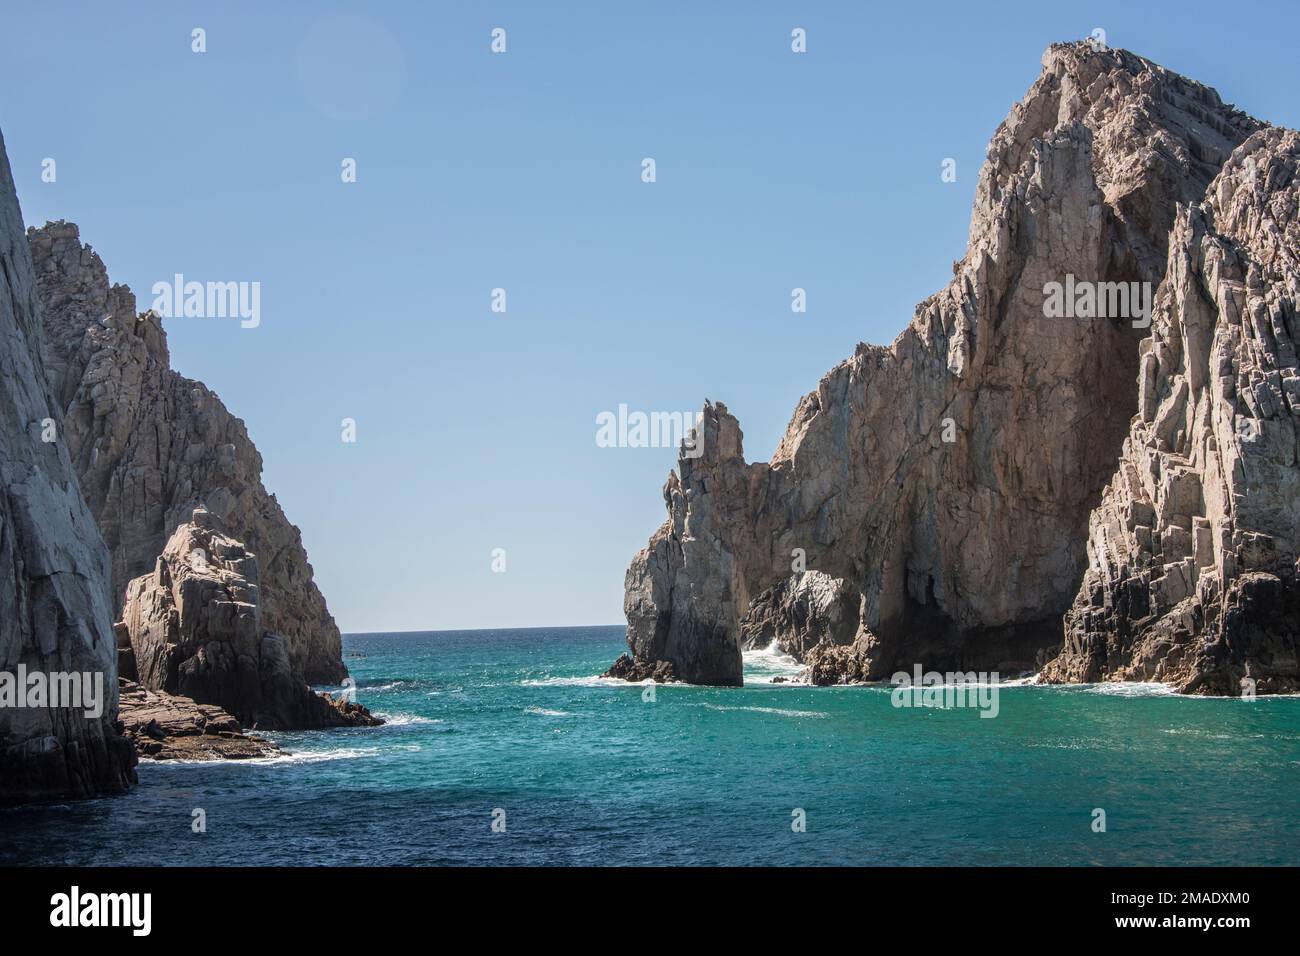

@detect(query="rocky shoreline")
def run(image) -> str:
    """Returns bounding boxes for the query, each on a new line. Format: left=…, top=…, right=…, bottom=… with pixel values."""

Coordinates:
left=117, top=680, right=282, bottom=761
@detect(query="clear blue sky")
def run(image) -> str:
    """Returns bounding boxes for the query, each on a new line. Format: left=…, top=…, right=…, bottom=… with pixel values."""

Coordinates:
left=3, top=1, right=1296, bottom=632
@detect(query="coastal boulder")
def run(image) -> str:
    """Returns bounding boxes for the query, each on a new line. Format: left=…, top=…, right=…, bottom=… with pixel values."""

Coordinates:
left=120, top=507, right=381, bottom=729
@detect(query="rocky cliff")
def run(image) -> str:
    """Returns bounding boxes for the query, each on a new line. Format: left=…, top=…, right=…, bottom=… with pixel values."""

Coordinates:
left=1043, top=128, right=1300, bottom=694
left=119, top=506, right=378, bottom=729
left=613, top=42, right=1264, bottom=687
left=0, top=132, right=136, bottom=802
left=29, top=222, right=346, bottom=685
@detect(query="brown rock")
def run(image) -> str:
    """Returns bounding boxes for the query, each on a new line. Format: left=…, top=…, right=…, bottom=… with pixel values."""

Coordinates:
left=28, top=221, right=346, bottom=684
left=117, top=679, right=281, bottom=761
left=1043, top=129, right=1300, bottom=695
left=120, top=508, right=381, bottom=729
left=615, top=42, right=1263, bottom=686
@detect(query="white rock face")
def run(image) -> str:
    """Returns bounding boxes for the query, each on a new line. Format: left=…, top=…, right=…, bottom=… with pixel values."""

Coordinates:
left=0, top=133, right=135, bottom=801
left=1044, top=128, right=1300, bottom=694
left=29, top=222, right=346, bottom=684
left=120, top=507, right=380, bottom=729
left=614, top=43, right=1263, bottom=686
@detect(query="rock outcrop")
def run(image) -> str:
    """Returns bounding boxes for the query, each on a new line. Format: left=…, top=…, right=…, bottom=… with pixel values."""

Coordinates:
left=614, top=42, right=1263, bottom=686
left=118, top=679, right=281, bottom=760
left=29, top=220, right=346, bottom=684
left=1043, top=128, right=1300, bottom=694
left=119, top=507, right=380, bottom=730
left=0, top=131, right=136, bottom=802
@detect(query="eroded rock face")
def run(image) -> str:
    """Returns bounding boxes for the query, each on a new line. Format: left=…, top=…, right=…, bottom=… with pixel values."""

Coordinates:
left=1043, top=129, right=1300, bottom=694
left=29, top=221, right=346, bottom=684
left=739, top=571, right=860, bottom=660
left=120, top=507, right=379, bottom=729
left=0, top=132, right=136, bottom=802
left=614, top=43, right=1263, bottom=686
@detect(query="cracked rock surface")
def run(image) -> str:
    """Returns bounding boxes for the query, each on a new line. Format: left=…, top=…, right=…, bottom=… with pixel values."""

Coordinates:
left=29, top=221, right=346, bottom=685
left=613, top=43, right=1266, bottom=688
left=1043, top=128, right=1300, bottom=694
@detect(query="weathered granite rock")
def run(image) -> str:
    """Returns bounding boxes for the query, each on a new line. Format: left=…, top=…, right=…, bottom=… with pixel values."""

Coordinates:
left=0, top=131, right=136, bottom=802
left=614, top=42, right=1263, bottom=686
left=120, top=507, right=381, bottom=729
left=739, top=571, right=860, bottom=660
left=118, top=679, right=281, bottom=760
left=29, top=220, right=346, bottom=684
left=1043, top=129, right=1300, bottom=694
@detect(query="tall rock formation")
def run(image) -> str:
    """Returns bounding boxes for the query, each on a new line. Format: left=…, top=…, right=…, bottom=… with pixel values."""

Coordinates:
left=614, top=42, right=1262, bottom=686
left=119, top=506, right=378, bottom=729
left=29, top=223, right=346, bottom=684
left=0, top=131, right=136, bottom=802
left=117, top=504, right=379, bottom=728
left=1044, top=129, right=1300, bottom=694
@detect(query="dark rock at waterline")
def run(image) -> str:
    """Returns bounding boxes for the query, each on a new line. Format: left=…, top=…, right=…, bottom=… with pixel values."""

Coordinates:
left=604, top=654, right=677, bottom=683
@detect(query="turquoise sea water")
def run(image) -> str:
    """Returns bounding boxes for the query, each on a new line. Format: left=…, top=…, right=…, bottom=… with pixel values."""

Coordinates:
left=3, top=626, right=1299, bottom=866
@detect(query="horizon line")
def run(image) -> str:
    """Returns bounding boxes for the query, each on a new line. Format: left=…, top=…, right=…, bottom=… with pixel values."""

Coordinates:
left=342, top=623, right=625, bottom=637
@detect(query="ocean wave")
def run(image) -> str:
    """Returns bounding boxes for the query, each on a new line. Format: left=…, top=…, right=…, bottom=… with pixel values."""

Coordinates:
left=524, top=706, right=575, bottom=717
left=140, top=746, right=380, bottom=767
left=693, top=703, right=828, bottom=719
left=1076, top=681, right=1179, bottom=697
left=520, top=675, right=653, bottom=688
left=372, top=713, right=443, bottom=726
left=741, top=643, right=807, bottom=680
left=1025, top=738, right=1106, bottom=751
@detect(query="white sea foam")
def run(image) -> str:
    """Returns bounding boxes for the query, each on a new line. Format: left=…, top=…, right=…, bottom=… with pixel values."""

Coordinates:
left=520, top=675, right=661, bottom=688
left=741, top=642, right=809, bottom=684
left=140, top=746, right=379, bottom=767
left=1078, top=681, right=1179, bottom=697
left=694, top=702, right=828, bottom=719
left=524, top=706, right=574, bottom=717
left=373, top=713, right=442, bottom=726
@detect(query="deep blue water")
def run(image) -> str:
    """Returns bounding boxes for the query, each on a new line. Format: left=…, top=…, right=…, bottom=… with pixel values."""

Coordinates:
left=3, top=626, right=1299, bottom=866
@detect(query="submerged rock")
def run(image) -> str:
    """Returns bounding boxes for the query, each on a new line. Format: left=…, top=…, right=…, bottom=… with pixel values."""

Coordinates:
left=1043, top=129, right=1300, bottom=694
left=614, top=42, right=1264, bottom=687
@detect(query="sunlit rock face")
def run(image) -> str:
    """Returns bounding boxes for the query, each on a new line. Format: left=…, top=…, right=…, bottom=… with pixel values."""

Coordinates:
left=1044, top=128, right=1300, bottom=695
left=29, top=221, right=347, bottom=685
left=612, top=42, right=1265, bottom=687
left=0, top=130, right=135, bottom=802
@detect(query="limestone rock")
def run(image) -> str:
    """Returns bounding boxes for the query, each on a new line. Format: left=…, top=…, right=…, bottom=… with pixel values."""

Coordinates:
left=1043, top=129, right=1300, bottom=694
left=118, top=679, right=281, bottom=761
left=28, top=220, right=346, bottom=684
left=613, top=43, right=1263, bottom=686
left=119, top=507, right=381, bottom=729
left=0, top=131, right=136, bottom=802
